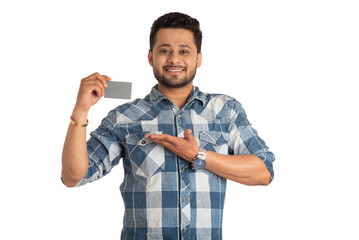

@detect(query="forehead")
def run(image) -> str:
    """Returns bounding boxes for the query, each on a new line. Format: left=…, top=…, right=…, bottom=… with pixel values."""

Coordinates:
left=154, top=28, right=196, bottom=49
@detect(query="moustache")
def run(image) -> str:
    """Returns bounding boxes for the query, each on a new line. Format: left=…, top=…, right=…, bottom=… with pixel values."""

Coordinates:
left=162, top=65, right=186, bottom=69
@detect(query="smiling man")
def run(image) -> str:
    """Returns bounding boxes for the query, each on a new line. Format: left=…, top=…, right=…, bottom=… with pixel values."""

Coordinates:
left=150, top=28, right=201, bottom=89
left=62, top=12, right=275, bottom=240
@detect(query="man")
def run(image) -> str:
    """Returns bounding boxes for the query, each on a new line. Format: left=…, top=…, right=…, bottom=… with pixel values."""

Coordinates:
left=62, top=12, right=275, bottom=239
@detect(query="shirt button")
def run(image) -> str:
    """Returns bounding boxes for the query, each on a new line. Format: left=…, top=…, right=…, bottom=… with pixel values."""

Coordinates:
left=182, top=197, right=187, bottom=202
left=183, top=226, right=187, bottom=231
left=141, top=140, right=146, bottom=145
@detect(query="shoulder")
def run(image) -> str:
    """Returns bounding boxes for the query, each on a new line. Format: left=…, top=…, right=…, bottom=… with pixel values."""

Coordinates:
left=201, top=91, right=244, bottom=112
left=194, top=89, right=245, bottom=120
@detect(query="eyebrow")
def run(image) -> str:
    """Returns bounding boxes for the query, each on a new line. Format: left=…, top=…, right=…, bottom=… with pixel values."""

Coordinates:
left=157, top=44, right=193, bottom=50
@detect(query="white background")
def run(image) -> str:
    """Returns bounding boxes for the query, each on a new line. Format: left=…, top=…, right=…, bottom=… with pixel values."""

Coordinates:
left=1, top=0, right=358, bottom=239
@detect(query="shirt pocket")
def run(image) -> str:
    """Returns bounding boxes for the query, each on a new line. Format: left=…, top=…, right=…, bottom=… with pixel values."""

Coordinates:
left=125, top=131, right=165, bottom=178
left=199, top=131, right=229, bottom=155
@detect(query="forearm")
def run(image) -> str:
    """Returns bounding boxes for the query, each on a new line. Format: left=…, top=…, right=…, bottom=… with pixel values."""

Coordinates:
left=145, top=130, right=272, bottom=186
left=61, top=109, right=89, bottom=187
left=205, top=151, right=271, bottom=186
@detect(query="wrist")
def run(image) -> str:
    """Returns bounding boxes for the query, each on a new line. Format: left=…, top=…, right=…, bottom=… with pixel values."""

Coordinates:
left=192, top=147, right=207, bottom=170
left=71, top=108, right=89, bottom=124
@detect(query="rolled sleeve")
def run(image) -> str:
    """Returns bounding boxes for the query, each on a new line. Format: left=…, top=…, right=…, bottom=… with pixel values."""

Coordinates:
left=75, top=110, right=123, bottom=187
left=229, top=100, right=275, bottom=182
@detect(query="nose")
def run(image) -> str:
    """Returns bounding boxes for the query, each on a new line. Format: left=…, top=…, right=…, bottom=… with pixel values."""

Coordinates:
left=167, top=52, right=181, bottom=65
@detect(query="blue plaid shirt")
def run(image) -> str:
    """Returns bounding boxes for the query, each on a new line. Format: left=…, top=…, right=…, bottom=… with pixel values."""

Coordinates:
left=75, top=85, right=275, bottom=240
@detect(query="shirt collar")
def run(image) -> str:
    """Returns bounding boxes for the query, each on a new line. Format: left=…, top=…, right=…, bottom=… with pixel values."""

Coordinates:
left=147, top=84, right=207, bottom=106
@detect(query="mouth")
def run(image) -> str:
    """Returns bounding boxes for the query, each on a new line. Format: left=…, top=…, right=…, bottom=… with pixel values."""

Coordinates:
left=163, top=66, right=186, bottom=73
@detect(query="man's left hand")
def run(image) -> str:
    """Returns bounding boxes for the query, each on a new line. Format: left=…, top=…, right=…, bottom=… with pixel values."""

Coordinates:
left=145, top=129, right=199, bottom=162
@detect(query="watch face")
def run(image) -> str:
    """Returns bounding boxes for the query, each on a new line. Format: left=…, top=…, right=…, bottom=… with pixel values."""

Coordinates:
left=193, top=159, right=206, bottom=170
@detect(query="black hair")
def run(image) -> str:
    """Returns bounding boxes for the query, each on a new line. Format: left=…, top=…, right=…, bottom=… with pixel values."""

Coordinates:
left=150, top=12, right=202, bottom=53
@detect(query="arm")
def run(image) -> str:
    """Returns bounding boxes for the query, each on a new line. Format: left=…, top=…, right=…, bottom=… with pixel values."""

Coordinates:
left=205, top=151, right=271, bottom=186
left=61, top=72, right=111, bottom=187
left=145, top=129, right=272, bottom=186
left=61, top=109, right=89, bottom=187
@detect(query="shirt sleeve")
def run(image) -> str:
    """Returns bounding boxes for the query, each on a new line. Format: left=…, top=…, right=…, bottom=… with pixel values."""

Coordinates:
left=74, top=110, right=123, bottom=187
left=228, top=99, right=275, bottom=183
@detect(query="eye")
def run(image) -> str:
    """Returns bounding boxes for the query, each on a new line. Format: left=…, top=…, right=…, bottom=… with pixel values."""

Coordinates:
left=180, top=50, right=190, bottom=54
left=159, top=49, right=170, bottom=54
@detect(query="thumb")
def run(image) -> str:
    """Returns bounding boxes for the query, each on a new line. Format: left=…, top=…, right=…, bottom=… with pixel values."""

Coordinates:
left=184, top=129, right=193, bottom=140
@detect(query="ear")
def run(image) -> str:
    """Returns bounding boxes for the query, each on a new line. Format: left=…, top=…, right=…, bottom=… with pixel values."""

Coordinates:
left=148, top=50, right=153, bottom=66
left=196, top=52, right=202, bottom=68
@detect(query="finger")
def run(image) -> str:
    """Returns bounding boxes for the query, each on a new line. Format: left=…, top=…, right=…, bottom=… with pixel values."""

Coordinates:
left=183, top=129, right=197, bottom=145
left=81, top=79, right=104, bottom=85
left=94, top=72, right=109, bottom=88
left=82, top=72, right=100, bottom=81
left=146, top=135, right=177, bottom=148
left=149, top=134, right=176, bottom=143
left=86, top=83, right=104, bottom=97
left=145, top=134, right=163, bottom=143
left=102, top=75, right=112, bottom=82
left=82, top=73, right=109, bottom=88
left=82, top=80, right=105, bottom=96
left=96, top=80, right=106, bottom=96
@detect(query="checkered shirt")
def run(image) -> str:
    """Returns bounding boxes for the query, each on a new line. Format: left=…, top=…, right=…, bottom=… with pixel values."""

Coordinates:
left=75, top=85, right=275, bottom=240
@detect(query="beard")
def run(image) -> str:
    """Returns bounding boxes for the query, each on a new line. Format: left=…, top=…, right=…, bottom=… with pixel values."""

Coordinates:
left=153, top=65, right=197, bottom=88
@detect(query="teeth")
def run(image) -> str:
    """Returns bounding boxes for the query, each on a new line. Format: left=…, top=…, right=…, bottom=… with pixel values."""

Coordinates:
left=167, top=69, right=183, bottom=72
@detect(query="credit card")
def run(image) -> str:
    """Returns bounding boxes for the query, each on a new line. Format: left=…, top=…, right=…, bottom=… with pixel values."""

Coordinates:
left=104, top=81, right=132, bottom=99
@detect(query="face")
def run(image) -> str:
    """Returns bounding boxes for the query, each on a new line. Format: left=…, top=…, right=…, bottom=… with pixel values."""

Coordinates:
left=148, top=28, right=202, bottom=89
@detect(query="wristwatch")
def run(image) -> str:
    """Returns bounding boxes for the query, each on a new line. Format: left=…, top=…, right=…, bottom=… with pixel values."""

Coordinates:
left=192, top=147, right=207, bottom=170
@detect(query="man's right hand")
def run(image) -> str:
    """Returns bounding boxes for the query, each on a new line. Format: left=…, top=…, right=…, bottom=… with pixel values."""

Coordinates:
left=72, top=72, right=111, bottom=120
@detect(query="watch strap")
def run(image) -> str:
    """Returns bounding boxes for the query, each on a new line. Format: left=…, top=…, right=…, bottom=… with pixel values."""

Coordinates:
left=193, top=147, right=206, bottom=161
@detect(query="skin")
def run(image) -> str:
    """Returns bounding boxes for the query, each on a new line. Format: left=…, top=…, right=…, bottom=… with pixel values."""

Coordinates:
left=61, top=72, right=110, bottom=187
left=148, top=28, right=202, bottom=109
left=61, top=28, right=271, bottom=187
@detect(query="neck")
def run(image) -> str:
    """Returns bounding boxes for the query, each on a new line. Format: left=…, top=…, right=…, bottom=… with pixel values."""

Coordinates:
left=157, top=83, right=193, bottom=109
